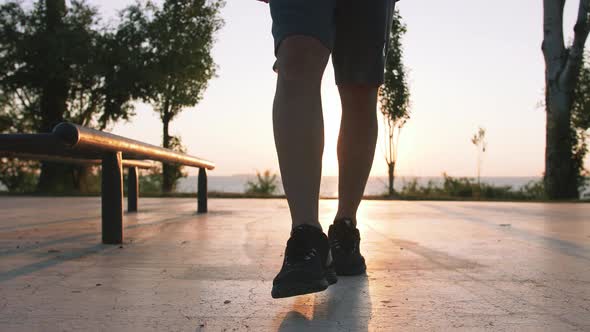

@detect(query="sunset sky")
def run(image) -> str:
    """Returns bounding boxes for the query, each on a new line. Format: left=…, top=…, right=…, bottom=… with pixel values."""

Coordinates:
left=86, top=0, right=590, bottom=177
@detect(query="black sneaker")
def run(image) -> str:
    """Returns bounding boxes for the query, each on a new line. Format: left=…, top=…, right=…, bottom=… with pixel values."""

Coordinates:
left=328, top=218, right=366, bottom=276
left=271, top=225, right=337, bottom=299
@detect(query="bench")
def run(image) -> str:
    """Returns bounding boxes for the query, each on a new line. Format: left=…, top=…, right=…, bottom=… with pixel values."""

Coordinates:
left=1, top=151, right=156, bottom=212
left=0, top=122, right=215, bottom=244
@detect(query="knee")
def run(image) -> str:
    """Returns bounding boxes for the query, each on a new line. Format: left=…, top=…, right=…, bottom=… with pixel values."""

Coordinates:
left=339, top=84, right=379, bottom=110
left=339, top=84, right=378, bottom=99
left=276, top=36, right=330, bottom=84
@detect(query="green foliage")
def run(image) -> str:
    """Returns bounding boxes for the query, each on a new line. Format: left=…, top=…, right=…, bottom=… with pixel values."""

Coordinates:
left=441, top=174, right=478, bottom=197
left=139, top=168, right=163, bottom=195
left=0, top=157, right=38, bottom=192
left=121, top=166, right=166, bottom=195
left=0, top=1, right=43, bottom=128
left=516, top=179, right=546, bottom=200
left=245, top=170, right=278, bottom=196
left=0, top=88, right=40, bottom=192
left=572, top=54, right=590, bottom=191
left=471, top=127, right=487, bottom=151
left=116, top=0, right=223, bottom=192
left=0, top=0, right=141, bottom=192
left=398, top=174, right=546, bottom=200
left=0, top=0, right=222, bottom=193
left=379, top=9, right=410, bottom=195
left=398, top=178, right=434, bottom=197
left=162, top=135, right=188, bottom=192
left=0, top=0, right=136, bottom=131
left=379, top=9, right=410, bottom=124
left=471, top=127, right=487, bottom=184
left=141, top=0, right=223, bottom=119
left=118, top=0, right=224, bottom=131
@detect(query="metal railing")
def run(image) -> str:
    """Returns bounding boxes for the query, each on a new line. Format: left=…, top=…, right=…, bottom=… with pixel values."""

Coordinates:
left=53, top=123, right=215, bottom=169
left=0, top=152, right=156, bottom=168
left=0, top=122, right=215, bottom=244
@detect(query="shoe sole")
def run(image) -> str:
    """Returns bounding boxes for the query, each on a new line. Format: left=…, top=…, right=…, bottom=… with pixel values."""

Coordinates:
left=326, top=266, right=338, bottom=284
left=272, top=267, right=338, bottom=299
left=271, top=278, right=330, bottom=299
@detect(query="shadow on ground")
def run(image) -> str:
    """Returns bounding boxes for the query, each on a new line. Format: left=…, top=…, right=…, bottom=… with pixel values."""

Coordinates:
left=276, top=275, right=372, bottom=332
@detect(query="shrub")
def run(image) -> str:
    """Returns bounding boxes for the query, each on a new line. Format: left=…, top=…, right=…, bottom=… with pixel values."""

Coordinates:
left=245, top=170, right=278, bottom=196
left=517, top=180, right=546, bottom=200
left=398, top=173, right=547, bottom=201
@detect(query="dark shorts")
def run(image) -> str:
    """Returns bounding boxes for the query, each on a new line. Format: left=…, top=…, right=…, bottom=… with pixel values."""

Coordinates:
left=270, top=0, right=397, bottom=86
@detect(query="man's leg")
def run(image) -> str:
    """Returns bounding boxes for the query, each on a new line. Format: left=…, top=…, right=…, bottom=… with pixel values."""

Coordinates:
left=334, top=85, right=379, bottom=226
left=331, top=0, right=393, bottom=223
left=327, top=0, right=394, bottom=276
left=271, top=36, right=338, bottom=299
left=328, top=85, right=377, bottom=276
left=273, top=35, right=330, bottom=230
left=269, top=0, right=339, bottom=299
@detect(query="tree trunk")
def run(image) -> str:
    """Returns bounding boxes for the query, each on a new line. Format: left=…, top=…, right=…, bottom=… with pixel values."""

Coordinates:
left=37, top=0, right=71, bottom=193
left=162, top=116, right=173, bottom=193
left=541, top=0, right=590, bottom=199
left=388, top=162, right=395, bottom=196
left=477, top=158, right=481, bottom=186
left=73, top=165, right=94, bottom=193
left=544, top=90, right=578, bottom=198
left=39, top=0, right=68, bottom=132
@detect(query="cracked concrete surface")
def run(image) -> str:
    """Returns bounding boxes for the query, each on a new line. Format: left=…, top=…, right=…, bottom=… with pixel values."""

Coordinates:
left=0, top=197, right=589, bottom=331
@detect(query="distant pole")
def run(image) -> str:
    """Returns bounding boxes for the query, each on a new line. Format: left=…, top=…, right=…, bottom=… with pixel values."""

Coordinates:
left=197, top=167, right=208, bottom=213
left=102, top=152, right=124, bottom=244
left=127, top=166, right=138, bottom=213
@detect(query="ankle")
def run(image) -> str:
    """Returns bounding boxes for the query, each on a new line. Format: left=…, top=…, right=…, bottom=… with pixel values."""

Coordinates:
left=333, top=216, right=357, bottom=227
left=292, top=221, right=323, bottom=232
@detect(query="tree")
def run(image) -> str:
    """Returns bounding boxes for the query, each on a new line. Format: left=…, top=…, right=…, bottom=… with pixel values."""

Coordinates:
left=572, top=53, right=590, bottom=190
left=35, top=0, right=83, bottom=192
left=122, top=0, right=223, bottom=193
left=161, top=135, right=188, bottom=192
left=0, top=0, right=138, bottom=192
left=378, top=9, right=410, bottom=196
left=542, top=0, right=590, bottom=199
left=471, top=127, right=487, bottom=186
left=0, top=90, right=39, bottom=192
left=0, top=56, right=40, bottom=192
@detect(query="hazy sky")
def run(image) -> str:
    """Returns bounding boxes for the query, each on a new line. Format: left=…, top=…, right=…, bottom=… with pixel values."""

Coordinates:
left=87, top=0, right=589, bottom=177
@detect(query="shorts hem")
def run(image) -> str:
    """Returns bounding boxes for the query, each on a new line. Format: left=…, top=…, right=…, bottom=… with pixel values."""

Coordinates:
left=273, top=32, right=333, bottom=56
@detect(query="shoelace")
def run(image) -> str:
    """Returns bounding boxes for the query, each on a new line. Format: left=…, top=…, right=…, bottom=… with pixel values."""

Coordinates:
left=330, top=222, right=360, bottom=252
left=285, top=235, right=316, bottom=265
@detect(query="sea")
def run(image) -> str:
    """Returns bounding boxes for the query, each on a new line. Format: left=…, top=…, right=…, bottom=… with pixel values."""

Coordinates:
left=175, top=175, right=575, bottom=197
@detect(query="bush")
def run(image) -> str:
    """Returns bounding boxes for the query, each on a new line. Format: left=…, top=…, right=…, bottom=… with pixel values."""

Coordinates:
left=123, top=166, right=163, bottom=195
left=516, top=180, right=545, bottom=200
left=442, top=173, right=475, bottom=197
left=398, top=173, right=546, bottom=200
left=245, top=170, right=278, bottom=196
left=0, top=158, right=39, bottom=193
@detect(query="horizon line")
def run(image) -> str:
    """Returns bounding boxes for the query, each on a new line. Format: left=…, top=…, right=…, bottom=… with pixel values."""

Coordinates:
left=183, top=174, right=545, bottom=178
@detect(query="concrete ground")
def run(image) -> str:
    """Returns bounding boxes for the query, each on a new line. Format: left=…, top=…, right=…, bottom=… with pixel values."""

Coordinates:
left=0, top=197, right=589, bottom=331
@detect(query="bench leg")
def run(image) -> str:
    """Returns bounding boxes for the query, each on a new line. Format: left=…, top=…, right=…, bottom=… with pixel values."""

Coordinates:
left=197, top=167, right=208, bottom=213
left=102, top=152, right=124, bottom=244
left=127, top=166, right=138, bottom=213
